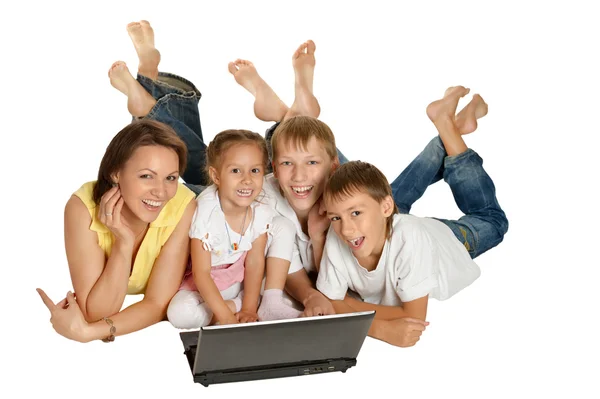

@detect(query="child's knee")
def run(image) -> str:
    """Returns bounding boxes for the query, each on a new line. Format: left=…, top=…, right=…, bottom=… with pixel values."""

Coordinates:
left=167, top=290, right=204, bottom=329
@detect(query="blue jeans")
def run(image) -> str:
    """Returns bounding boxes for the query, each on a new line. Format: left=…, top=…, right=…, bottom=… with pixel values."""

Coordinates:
left=390, top=136, right=509, bottom=259
left=264, top=121, right=349, bottom=173
left=136, top=73, right=207, bottom=196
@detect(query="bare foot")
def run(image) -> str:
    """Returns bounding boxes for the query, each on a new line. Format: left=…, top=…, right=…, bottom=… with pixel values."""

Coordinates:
left=455, top=94, right=488, bottom=135
left=285, top=40, right=320, bottom=120
left=127, top=21, right=161, bottom=80
left=228, top=59, right=289, bottom=122
left=108, top=61, right=157, bottom=117
left=426, top=86, right=470, bottom=124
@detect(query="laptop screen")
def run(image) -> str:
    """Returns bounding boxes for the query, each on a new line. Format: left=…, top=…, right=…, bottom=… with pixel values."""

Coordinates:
left=191, top=311, right=374, bottom=373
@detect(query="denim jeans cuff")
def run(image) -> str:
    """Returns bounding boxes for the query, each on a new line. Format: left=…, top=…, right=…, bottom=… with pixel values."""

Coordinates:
left=444, top=148, right=481, bottom=167
left=137, top=72, right=202, bottom=97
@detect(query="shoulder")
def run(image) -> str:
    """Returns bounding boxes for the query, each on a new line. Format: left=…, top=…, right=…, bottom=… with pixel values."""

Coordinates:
left=391, top=214, right=432, bottom=241
left=71, top=181, right=97, bottom=210
left=66, top=181, right=97, bottom=225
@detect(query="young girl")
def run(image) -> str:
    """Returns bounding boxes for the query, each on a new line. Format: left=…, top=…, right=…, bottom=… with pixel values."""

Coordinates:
left=166, top=129, right=301, bottom=328
left=316, top=87, right=509, bottom=347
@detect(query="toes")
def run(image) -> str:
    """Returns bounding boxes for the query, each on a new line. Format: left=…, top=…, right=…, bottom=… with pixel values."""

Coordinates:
left=306, top=40, right=316, bottom=54
left=293, top=42, right=308, bottom=59
left=108, top=61, right=126, bottom=76
left=228, top=62, right=238, bottom=75
left=127, top=22, right=141, bottom=32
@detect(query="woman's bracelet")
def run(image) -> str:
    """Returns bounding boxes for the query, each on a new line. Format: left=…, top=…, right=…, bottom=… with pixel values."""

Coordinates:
left=101, top=317, right=116, bottom=342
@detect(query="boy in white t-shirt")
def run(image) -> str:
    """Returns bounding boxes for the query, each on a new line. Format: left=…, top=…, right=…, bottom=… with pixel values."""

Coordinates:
left=316, top=87, right=508, bottom=347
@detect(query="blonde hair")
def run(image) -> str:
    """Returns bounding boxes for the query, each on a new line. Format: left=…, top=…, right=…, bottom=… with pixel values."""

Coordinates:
left=324, top=161, right=399, bottom=238
left=205, top=129, right=269, bottom=184
left=271, top=116, right=337, bottom=162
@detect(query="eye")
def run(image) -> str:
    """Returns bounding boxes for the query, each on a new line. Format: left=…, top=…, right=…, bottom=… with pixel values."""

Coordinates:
left=330, top=216, right=340, bottom=222
left=166, top=175, right=178, bottom=181
left=351, top=211, right=361, bottom=217
left=140, top=174, right=152, bottom=179
left=280, top=161, right=292, bottom=166
left=252, top=168, right=262, bottom=174
left=231, top=168, right=241, bottom=173
left=308, top=160, right=318, bottom=165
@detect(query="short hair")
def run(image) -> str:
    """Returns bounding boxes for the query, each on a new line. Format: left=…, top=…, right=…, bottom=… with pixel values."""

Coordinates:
left=205, top=129, right=269, bottom=184
left=324, top=160, right=399, bottom=237
left=93, top=119, right=187, bottom=204
left=270, top=116, right=337, bottom=162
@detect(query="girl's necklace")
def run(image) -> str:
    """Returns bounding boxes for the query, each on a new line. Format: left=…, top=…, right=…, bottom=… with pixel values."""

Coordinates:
left=220, top=198, right=249, bottom=254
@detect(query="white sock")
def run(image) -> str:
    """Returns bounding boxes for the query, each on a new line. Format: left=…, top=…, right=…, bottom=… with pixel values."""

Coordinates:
left=257, top=289, right=302, bottom=321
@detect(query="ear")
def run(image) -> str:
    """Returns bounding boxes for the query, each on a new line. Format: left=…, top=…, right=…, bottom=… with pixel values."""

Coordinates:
left=271, top=161, right=278, bottom=178
left=209, top=166, right=220, bottom=185
left=381, top=195, right=395, bottom=217
left=329, top=156, right=340, bottom=176
left=110, top=172, right=120, bottom=186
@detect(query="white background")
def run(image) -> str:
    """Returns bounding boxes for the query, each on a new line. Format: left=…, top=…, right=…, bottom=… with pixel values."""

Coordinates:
left=2, top=0, right=599, bottom=397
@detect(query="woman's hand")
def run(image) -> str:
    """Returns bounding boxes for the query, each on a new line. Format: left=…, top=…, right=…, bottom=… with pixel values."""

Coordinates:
left=98, top=186, right=135, bottom=244
left=37, top=288, right=92, bottom=343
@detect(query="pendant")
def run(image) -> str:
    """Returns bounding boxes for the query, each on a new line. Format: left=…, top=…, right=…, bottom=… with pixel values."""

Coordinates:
left=232, top=243, right=239, bottom=251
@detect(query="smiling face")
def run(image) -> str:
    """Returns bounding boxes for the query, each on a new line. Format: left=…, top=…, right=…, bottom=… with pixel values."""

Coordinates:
left=210, top=143, right=265, bottom=210
left=273, top=136, right=338, bottom=218
left=114, top=145, right=181, bottom=224
left=325, top=190, right=394, bottom=268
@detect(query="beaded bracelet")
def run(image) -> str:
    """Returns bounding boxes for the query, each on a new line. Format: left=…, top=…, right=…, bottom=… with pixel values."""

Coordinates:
left=101, top=317, right=116, bottom=342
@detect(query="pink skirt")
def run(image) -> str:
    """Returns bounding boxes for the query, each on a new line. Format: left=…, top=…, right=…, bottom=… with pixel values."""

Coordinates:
left=179, top=251, right=247, bottom=292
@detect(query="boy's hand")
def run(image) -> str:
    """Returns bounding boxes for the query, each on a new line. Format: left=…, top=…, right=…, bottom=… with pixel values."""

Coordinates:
left=302, top=291, right=335, bottom=317
left=307, top=198, right=330, bottom=241
left=384, top=317, right=429, bottom=347
left=236, top=310, right=259, bottom=323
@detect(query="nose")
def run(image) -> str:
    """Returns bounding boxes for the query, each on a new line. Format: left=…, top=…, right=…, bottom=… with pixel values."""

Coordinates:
left=242, top=171, right=253, bottom=184
left=341, top=218, right=355, bottom=237
left=150, top=180, right=167, bottom=199
left=291, top=164, right=307, bottom=182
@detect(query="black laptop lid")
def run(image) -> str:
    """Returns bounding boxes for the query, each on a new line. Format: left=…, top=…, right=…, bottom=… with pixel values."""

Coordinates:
left=191, top=311, right=374, bottom=374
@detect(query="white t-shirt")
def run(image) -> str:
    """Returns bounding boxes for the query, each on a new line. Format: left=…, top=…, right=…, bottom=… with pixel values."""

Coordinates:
left=189, top=184, right=294, bottom=267
left=316, top=213, right=481, bottom=304
left=262, top=174, right=313, bottom=274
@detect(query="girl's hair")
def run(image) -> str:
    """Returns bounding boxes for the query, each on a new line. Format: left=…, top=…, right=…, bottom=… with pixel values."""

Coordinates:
left=205, top=129, right=269, bottom=184
left=324, top=160, right=399, bottom=238
left=93, top=119, right=187, bottom=204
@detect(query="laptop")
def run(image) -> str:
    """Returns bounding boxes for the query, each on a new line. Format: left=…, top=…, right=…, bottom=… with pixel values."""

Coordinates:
left=179, top=310, right=375, bottom=387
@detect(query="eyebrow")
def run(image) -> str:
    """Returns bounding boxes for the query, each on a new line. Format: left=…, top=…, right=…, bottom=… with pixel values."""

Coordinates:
left=137, top=168, right=179, bottom=175
left=224, top=163, right=264, bottom=168
left=327, top=203, right=365, bottom=215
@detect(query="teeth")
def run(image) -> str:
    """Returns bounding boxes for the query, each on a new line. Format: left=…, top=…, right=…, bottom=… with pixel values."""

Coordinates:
left=142, top=199, right=162, bottom=207
left=292, top=186, right=313, bottom=193
left=348, top=237, right=363, bottom=246
left=237, top=189, right=253, bottom=196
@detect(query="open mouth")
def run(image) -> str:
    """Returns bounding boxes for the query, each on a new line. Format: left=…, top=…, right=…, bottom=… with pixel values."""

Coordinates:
left=347, top=236, right=365, bottom=250
left=142, top=199, right=163, bottom=211
left=290, top=185, right=314, bottom=199
left=236, top=189, right=254, bottom=198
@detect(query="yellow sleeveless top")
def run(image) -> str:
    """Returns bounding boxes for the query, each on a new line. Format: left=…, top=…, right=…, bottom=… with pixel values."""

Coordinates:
left=73, top=181, right=196, bottom=295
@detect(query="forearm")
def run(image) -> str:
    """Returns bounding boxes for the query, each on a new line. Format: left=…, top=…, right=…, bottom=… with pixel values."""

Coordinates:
left=195, top=272, right=235, bottom=323
left=241, top=259, right=263, bottom=313
left=343, top=295, right=410, bottom=320
left=311, top=236, right=325, bottom=273
left=84, top=297, right=166, bottom=342
left=85, top=239, right=134, bottom=321
left=285, top=269, right=320, bottom=305
left=333, top=299, right=392, bottom=343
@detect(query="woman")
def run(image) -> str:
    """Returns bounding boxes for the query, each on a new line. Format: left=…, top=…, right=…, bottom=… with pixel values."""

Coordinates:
left=37, top=119, right=197, bottom=342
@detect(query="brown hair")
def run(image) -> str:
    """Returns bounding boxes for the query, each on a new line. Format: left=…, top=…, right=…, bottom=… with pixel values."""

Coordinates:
left=270, top=116, right=337, bottom=162
left=93, top=119, right=187, bottom=204
left=324, top=161, right=399, bottom=238
left=205, top=129, right=269, bottom=184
